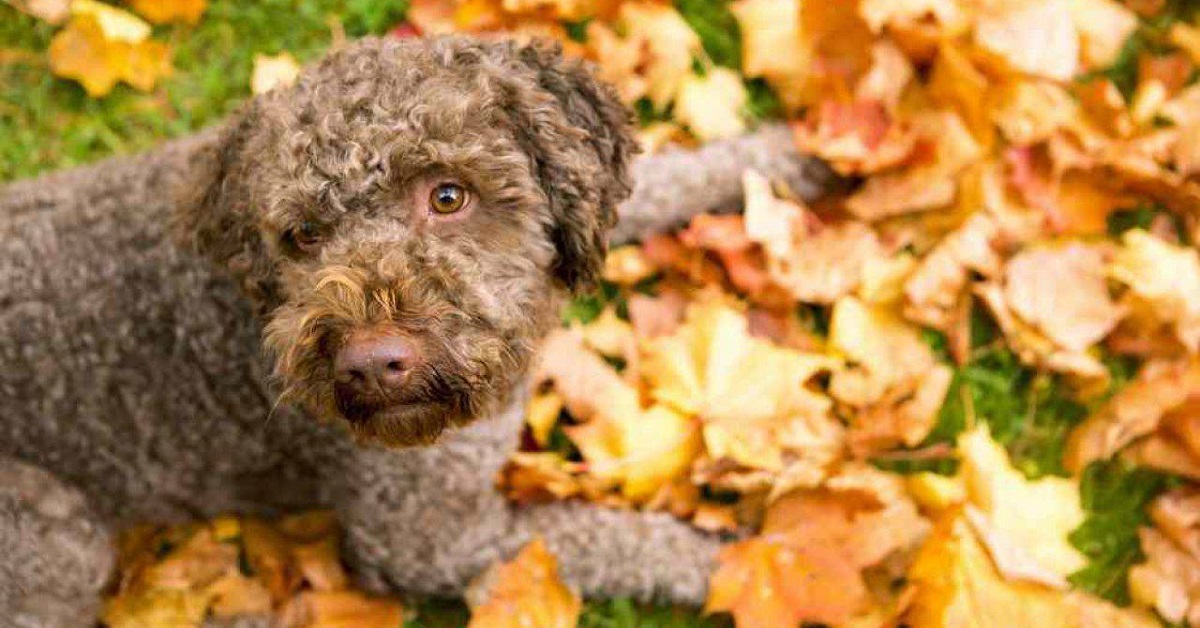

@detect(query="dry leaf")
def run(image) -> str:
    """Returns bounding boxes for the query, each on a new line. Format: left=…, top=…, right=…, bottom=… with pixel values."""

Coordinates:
left=467, top=539, right=581, bottom=628
left=1110, top=229, right=1200, bottom=352
left=586, top=2, right=701, bottom=108
left=904, top=213, right=1003, bottom=330
left=974, top=0, right=1079, bottom=81
left=958, top=426, right=1086, bottom=585
left=1130, top=520, right=1200, bottom=625
left=1068, top=0, right=1137, bottom=69
left=252, top=52, right=302, bottom=95
left=794, top=100, right=917, bottom=176
left=731, top=0, right=810, bottom=112
left=1003, top=243, right=1122, bottom=352
left=128, top=0, right=206, bottom=24
left=4, top=0, right=70, bottom=23
left=907, top=515, right=1159, bottom=628
left=829, top=296, right=936, bottom=407
left=674, top=68, right=749, bottom=141
left=49, top=9, right=170, bottom=97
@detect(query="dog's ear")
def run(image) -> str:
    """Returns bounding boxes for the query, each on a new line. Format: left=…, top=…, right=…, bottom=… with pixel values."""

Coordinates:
left=174, top=106, right=280, bottom=311
left=505, top=41, right=639, bottom=293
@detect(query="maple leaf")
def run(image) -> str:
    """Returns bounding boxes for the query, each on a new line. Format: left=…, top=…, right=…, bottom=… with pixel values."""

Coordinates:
left=1065, top=357, right=1200, bottom=473
left=742, top=169, right=885, bottom=305
left=708, top=465, right=930, bottom=627
left=1128, top=487, right=1200, bottom=624
left=674, top=67, right=749, bottom=141
left=906, top=514, right=1160, bottom=628
left=601, top=244, right=656, bottom=286
left=828, top=295, right=937, bottom=407
left=974, top=0, right=1079, bottom=81
left=467, top=539, right=581, bottom=628
left=730, top=0, right=810, bottom=112
left=793, top=99, right=917, bottom=176
left=1002, top=243, right=1122, bottom=353
left=48, top=2, right=171, bottom=97
left=251, top=52, right=302, bottom=95
left=904, top=213, right=1003, bottom=330
left=1068, top=0, right=1137, bottom=70
left=128, top=0, right=206, bottom=24
left=585, top=2, right=702, bottom=108
left=958, top=426, right=1087, bottom=587
left=1109, top=229, right=1200, bottom=352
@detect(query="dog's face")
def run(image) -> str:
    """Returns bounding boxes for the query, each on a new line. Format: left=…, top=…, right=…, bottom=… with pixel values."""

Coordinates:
left=177, top=37, right=636, bottom=445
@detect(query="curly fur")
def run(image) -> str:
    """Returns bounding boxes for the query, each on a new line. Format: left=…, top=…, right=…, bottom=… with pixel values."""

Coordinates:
left=0, top=35, right=834, bottom=626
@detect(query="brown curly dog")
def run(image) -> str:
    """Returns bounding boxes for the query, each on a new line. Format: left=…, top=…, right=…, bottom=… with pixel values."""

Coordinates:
left=180, top=35, right=636, bottom=446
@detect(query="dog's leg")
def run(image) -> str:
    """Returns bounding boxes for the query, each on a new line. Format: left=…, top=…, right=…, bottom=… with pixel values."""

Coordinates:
left=0, top=457, right=114, bottom=628
left=613, top=123, right=837, bottom=244
left=335, top=392, right=722, bottom=605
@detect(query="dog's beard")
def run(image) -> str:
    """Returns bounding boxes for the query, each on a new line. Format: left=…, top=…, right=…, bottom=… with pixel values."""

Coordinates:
left=331, top=360, right=482, bottom=446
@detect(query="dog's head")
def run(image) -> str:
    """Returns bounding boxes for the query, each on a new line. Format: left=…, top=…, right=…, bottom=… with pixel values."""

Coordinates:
left=176, top=36, right=636, bottom=445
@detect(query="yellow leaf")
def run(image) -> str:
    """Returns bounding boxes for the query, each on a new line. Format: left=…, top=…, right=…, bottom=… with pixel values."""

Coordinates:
left=907, top=514, right=1159, bottom=628
left=1003, top=242, right=1123, bottom=353
left=252, top=52, right=302, bottom=95
left=586, top=2, right=701, bottom=108
left=1110, top=229, right=1200, bottom=352
left=602, top=244, right=656, bottom=285
left=674, top=68, right=748, bottom=141
left=49, top=12, right=170, bottom=97
left=974, top=0, right=1079, bottom=81
left=829, top=296, right=935, bottom=406
left=568, top=403, right=702, bottom=501
left=5, top=0, right=70, bottom=23
left=71, top=0, right=151, bottom=42
left=1068, top=0, right=1137, bottom=69
left=580, top=306, right=635, bottom=359
left=731, top=0, right=810, bottom=111
left=468, top=539, right=580, bottom=628
left=526, top=390, right=563, bottom=447
left=128, top=0, right=206, bottom=24
left=958, top=426, right=1086, bottom=584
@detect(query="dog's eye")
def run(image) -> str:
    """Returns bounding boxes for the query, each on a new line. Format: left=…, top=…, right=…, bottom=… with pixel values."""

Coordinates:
left=288, top=221, right=325, bottom=251
left=429, top=183, right=468, bottom=214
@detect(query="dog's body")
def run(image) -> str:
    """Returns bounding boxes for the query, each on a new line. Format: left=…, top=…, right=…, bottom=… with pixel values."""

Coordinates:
left=0, top=37, right=829, bottom=627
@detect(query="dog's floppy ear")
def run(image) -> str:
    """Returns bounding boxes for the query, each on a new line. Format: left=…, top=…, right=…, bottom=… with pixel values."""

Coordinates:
left=505, top=41, right=639, bottom=293
left=174, top=105, right=280, bottom=311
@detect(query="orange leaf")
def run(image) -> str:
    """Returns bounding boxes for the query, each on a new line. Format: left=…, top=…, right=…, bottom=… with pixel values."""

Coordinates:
left=468, top=539, right=581, bottom=628
left=128, top=0, right=206, bottom=24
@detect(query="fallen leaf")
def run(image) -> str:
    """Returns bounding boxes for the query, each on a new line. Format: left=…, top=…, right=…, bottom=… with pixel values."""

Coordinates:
left=731, top=0, right=810, bottom=112
left=1003, top=243, right=1122, bottom=352
left=3, top=0, right=69, bottom=23
left=1110, top=229, right=1200, bottom=352
left=1066, top=357, right=1200, bottom=472
left=585, top=2, right=701, bottom=108
left=1068, top=0, right=1137, bottom=69
left=958, top=426, right=1087, bottom=585
left=128, top=0, right=206, bottom=24
left=674, top=67, right=749, bottom=141
left=602, top=244, right=656, bottom=285
left=974, top=0, right=1079, bottom=81
left=49, top=10, right=170, bottom=97
left=829, top=295, right=937, bottom=407
left=794, top=100, right=917, bottom=176
left=467, top=539, right=580, bottom=628
left=1129, top=526, right=1200, bottom=626
left=904, top=213, right=1003, bottom=330
left=251, top=52, right=301, bottom=95
left=907, top=514, right=1159, bottom=628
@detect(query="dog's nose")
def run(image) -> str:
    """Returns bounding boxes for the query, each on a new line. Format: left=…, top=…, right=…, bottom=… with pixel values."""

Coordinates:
left=334, top=333, right=419, bottom=394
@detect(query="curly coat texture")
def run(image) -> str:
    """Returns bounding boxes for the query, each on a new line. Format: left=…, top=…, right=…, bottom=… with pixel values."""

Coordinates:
left=0, top=36, right=833, bottom=627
